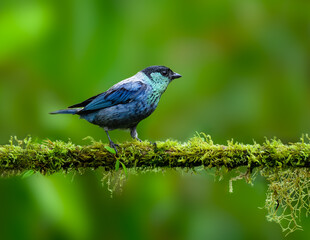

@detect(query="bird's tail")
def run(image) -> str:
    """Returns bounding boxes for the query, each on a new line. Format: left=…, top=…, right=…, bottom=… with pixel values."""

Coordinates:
left=49, top=108, right=82, bottom=115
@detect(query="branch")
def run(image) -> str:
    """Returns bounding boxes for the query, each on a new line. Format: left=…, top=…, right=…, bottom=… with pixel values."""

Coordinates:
left=1, top=134, right=310, bottom=234
left=0, top=135, right=309, bottom=174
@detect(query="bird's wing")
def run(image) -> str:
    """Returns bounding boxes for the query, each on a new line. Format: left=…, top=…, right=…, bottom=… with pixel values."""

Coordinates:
left=68, top=93, right=102, bottom=108
left=77, top=80, right=147, bottom=112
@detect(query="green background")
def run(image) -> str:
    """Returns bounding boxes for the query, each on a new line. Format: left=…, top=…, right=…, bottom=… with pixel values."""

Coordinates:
left=0, top=0, right=310, bottom=239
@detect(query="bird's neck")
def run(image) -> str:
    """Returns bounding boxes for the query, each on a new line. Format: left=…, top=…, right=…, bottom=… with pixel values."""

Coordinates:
left=148, top=72, right=170, bottom=94
left=139, top=72, right=170, bottom=105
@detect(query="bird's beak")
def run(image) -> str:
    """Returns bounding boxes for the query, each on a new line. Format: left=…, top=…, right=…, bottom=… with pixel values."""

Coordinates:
left=171, top=72, right=182, bottom=80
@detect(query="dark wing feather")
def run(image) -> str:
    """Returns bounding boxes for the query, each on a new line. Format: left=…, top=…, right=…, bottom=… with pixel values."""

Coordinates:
left=68, top=93, right=102, bottom=108
left=79, top=81, right=147, bottom=113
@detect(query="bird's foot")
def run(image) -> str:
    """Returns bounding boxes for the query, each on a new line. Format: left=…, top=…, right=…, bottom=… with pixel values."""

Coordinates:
left=135, top=137, right=142, bottom=142
left=109, top=141, right=119, bottom=154
left=152, top=141, right=157, bottom=150
left=148, top=141, right=157, bottom=152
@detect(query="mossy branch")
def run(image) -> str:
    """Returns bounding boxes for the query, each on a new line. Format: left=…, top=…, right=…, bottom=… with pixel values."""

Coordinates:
left=1, top=135, right=310, bottom=173
left=1, top=134, right=310, bottom=234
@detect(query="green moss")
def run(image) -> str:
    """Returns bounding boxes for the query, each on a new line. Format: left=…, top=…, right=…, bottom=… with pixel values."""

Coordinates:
left=0, top=134, right=310, bottom=234
left=262, top=168, right=310, bottom=235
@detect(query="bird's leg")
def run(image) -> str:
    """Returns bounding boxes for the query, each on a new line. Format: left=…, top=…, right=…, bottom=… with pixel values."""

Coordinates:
left=130, top=126, right=142, bottom=142
left=104, top=129, right=119, bottom=153
left=130, top=126, right=157, bottom=150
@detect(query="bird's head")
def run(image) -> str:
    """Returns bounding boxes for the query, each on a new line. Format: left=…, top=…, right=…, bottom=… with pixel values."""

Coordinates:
left=141, top=66, right=182, bottom=84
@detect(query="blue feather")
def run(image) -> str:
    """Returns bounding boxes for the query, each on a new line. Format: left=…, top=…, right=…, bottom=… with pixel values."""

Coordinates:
left=80, top=81, right=147, bottom=112
left=50, top=109, right=80, bottom=114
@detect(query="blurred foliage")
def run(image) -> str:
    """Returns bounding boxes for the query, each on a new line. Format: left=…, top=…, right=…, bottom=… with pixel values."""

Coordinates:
left=0, top=0, right=310, bottom=239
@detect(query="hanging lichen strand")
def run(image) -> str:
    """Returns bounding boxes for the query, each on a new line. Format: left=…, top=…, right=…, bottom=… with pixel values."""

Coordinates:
left=0, top=134, right=310, bottom=234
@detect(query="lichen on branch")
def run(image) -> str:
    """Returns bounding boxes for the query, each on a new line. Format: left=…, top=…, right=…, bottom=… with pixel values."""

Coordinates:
left=0, top=134, right=310, bottom=234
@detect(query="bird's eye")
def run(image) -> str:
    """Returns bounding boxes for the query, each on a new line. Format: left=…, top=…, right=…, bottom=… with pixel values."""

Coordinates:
left=162, top=70, right=168, bottom=76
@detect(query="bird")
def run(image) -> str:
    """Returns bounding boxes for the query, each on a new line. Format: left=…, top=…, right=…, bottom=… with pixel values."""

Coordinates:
left=50, top=65, right=182, bottom=152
